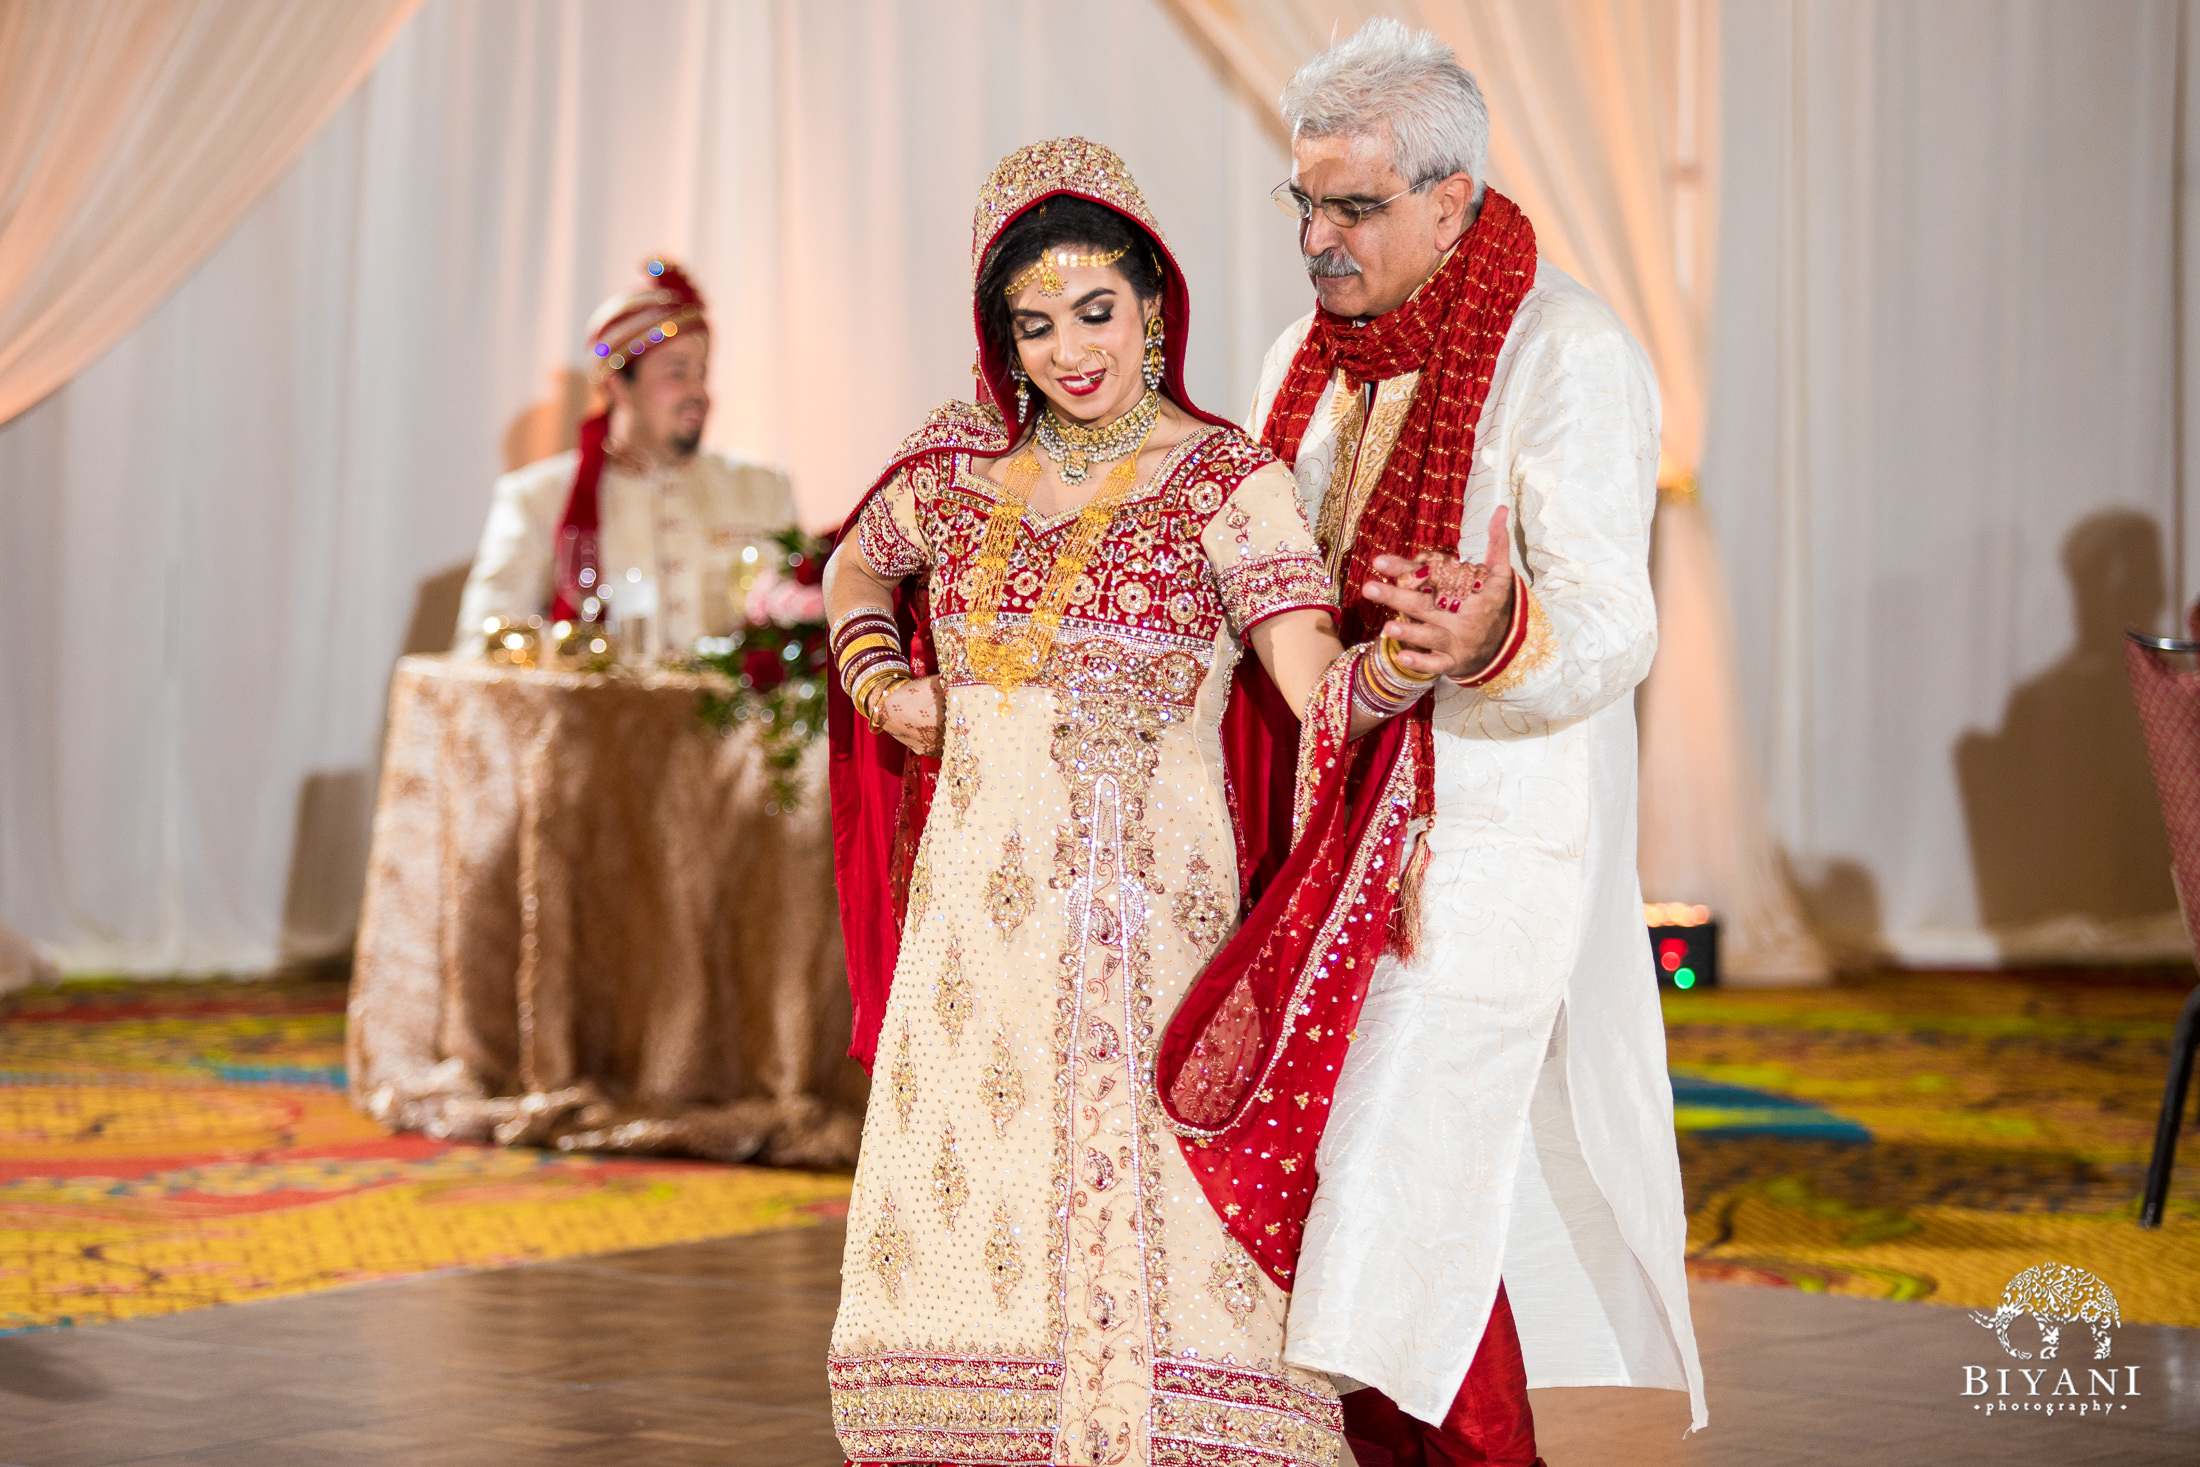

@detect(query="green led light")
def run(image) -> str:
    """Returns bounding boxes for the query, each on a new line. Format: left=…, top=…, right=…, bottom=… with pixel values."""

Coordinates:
left=1674, top=969, right=1696, bottom=989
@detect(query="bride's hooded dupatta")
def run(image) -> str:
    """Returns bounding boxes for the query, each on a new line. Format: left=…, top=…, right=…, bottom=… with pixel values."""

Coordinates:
left=827, top=136, right=1431, bottom=1292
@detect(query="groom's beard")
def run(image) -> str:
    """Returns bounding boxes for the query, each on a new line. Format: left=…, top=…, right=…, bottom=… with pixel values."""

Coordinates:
left=1304, top=247, right=1362, bottom=279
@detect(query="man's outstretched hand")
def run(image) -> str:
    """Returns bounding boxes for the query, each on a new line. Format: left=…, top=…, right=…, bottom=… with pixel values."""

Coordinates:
left=1360, top=505, right=1516, bottom=681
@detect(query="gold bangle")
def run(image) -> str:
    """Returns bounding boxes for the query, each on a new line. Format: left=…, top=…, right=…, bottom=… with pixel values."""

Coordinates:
left=850, top=665, right=899, bottom=711
left=862, top=672, right=911, bottom=728
left=854, top=663, right=905, bottom=708
left=836, top=632, right=898, bottom=667
left=1377, top=636, right=1435, bottom=685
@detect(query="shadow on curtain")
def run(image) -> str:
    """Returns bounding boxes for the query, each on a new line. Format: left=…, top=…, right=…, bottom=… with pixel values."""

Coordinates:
left=1956, top=511, right=2182, bottom=960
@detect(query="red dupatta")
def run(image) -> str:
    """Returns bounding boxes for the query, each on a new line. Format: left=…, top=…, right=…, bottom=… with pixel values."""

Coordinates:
left=831, top=140, right=1238, bottom=1071
left=1153, top=193, right=1540, bottom=1288
left=827, top=146, right=1540, bottom=1296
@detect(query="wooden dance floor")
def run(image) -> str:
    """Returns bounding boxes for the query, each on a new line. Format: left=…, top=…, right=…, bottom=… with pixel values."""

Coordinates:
left=1, top=1223, right=2194, bottom=1466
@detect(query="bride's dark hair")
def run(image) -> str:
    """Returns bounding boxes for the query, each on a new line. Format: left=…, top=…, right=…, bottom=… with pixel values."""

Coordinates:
left=975, top=196, right=1166, bottom=367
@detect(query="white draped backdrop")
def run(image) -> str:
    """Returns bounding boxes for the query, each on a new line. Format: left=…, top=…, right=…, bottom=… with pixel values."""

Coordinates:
left=0, top=0, right=2192, bottom=974
left=0, top=0, right=1309, bottom=973
left=1711, top=0, right=2197, bottom=964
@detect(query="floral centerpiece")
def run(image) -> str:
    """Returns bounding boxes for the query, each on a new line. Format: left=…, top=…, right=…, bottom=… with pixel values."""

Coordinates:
left=691, top=527, right=832, bottom=810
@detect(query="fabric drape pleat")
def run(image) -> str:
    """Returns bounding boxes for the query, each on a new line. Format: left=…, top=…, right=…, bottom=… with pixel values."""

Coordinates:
left=0, top=917, right=57, bottom=995
left=0, top=0, right=422, bottom=427
left=1707, top=0, right=2190, bottom=967
left=0, top=0, right=1310, bottom=975
left=1159, top=0, right=1828, bottom=980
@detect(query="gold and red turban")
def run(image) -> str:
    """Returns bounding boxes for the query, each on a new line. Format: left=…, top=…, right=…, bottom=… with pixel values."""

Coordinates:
left=583, top=257, right=709, bottom=380
left=552, top=257, right=711, bottom=619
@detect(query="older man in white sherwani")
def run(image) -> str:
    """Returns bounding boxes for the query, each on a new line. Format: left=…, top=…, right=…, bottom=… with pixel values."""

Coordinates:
left=455, top=258, right=793, bottom=654
left=1248, top=23, right=1704, bottom=1464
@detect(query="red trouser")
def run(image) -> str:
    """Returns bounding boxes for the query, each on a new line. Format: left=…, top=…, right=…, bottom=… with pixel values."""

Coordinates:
left=1338, top=1281, right=1542, bottom=1467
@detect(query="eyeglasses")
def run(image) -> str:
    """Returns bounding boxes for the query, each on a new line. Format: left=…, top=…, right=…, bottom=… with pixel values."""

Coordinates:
left=1271, top=178, right=1431, bottom=230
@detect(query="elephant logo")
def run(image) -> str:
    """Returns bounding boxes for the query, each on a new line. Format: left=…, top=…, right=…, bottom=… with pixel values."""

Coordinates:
left=1969, top=1262, right=2121, bottom=1361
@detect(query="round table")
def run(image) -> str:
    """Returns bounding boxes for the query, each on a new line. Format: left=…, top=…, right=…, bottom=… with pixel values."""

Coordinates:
left=348, top=654, right=864, bottom=1166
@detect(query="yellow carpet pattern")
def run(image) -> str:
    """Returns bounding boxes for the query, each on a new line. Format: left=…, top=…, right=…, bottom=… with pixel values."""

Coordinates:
left=4, top=968, right=2196, bottom=1333
left=0, top=977, right=849, bottom=1332
left=1669, top=969, right=2200, bottom=1325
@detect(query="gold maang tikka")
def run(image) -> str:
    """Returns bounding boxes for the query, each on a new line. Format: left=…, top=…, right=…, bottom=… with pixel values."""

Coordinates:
left=1003, top=244, right=1130, bottom=298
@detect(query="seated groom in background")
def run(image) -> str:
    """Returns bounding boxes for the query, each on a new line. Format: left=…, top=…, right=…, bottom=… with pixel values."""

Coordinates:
left=453, top=258, right=794, bottom=652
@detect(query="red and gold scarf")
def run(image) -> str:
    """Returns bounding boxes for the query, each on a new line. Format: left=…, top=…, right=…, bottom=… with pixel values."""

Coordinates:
left=1153, top=192, right=1540, bottom=1288
left=1260, top=190, right=1538, bottom=821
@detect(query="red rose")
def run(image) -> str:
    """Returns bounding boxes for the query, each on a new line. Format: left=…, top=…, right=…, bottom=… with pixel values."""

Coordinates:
left=791, top=551, right=825, bottom=587
left=743, top=646, right=785, bottom=691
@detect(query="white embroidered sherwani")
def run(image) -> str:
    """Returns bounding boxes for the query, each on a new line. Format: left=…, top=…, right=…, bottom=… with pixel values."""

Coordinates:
left=452, top=449, right=795, bottom=652
left=1249, top=261, right=1706, bottom=1430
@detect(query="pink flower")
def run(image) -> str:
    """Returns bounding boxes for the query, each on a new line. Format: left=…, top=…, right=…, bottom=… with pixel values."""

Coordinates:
left=745, top=567, right=826, bottom=628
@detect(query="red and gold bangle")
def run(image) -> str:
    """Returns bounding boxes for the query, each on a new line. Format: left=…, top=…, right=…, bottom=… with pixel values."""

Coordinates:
left=842, top=645, right=907, bottom=689
left=834, top=607, right=911, bottom=706
left=848, top=657, right=907, bottom=706
left=1352, top=636, right=1438, bottom=719
left=830, top=608, right=899, bottom=661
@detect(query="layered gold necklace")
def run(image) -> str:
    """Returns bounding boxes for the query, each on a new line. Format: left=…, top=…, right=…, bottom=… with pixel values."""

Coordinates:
left=964, top=410, right=1160, bottom=711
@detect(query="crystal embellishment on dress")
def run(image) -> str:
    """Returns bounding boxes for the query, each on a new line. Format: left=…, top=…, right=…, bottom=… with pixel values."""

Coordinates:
left=934, top=937, right=973, bottom=1049
left=1084, top=1146, right=1116, bottom=1191
left=1208, top=1243, right=1262, bottom=1329
left=943, top=715, right=979, bottom=822
left=933, top=1124, right=970, bottom=1230
left=870, top=1194, right=914, bottom=1304
left=985, top=1200, right=1024, bottom=1310
left=980, top=1029, right=1025, bottom=1138
left=1169, top=853, right=1233, bottom=957
left=984, top=828, right=1036, bottom=940
left=907, top=853, right=933, bottom=934
left=890, top=1023, right=918, bottom=1131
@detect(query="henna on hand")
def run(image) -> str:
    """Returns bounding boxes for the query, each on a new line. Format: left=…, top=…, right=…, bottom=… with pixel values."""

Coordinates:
left=1359, top=506, right=1518, bottom=680
left=881, top=675, right=947, bottom=757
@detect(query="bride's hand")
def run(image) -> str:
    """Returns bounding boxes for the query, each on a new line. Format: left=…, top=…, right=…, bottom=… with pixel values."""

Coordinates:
left=878, top=674, right=946, bottom=757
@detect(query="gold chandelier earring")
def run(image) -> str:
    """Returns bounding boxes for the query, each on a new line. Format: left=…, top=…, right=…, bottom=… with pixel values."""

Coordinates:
left=1142, top=314, right=1164, bottom=390
left=1009, top=358, right=1031, bottom=420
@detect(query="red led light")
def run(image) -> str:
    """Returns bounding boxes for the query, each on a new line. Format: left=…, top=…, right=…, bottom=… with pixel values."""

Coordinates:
left=1660, top=950, right=1682, bottom=971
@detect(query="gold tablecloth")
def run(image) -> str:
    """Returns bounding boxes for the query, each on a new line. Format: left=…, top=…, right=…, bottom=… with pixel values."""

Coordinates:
left=348, top=654, right=863, bottom=1167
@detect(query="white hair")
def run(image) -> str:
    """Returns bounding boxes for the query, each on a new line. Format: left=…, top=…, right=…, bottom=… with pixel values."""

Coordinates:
left=1281, top=18, right=1489, bottom=198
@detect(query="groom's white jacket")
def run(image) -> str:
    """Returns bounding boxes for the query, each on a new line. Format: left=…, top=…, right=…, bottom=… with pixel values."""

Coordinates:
left=1249, top=258, right=1706, bottom=1430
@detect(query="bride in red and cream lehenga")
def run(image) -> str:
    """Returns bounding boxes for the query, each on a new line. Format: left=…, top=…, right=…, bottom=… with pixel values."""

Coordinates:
left=823, top=139, right=1444, bottom=1467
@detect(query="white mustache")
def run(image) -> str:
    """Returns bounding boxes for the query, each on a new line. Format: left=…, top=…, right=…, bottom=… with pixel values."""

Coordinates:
left=1304, top=249, right=1362, bottom=279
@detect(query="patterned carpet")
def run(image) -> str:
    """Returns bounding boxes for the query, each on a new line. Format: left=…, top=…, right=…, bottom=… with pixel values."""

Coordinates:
left=2, top=968, right=2195, bottom=1333
left=1668, top=968, right=2200, bottom=1324
left=0, top=976, right=849, bottom=1333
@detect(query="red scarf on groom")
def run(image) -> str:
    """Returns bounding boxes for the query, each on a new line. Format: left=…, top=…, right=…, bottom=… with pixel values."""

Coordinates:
left=1259, top=189, right=1538, bottom=819
left=1153, top=191, right=1539, bottom=1288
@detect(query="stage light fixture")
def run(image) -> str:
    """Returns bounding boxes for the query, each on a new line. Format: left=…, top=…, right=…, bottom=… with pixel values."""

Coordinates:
left=1645, top=903, right=1717, bottom=990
